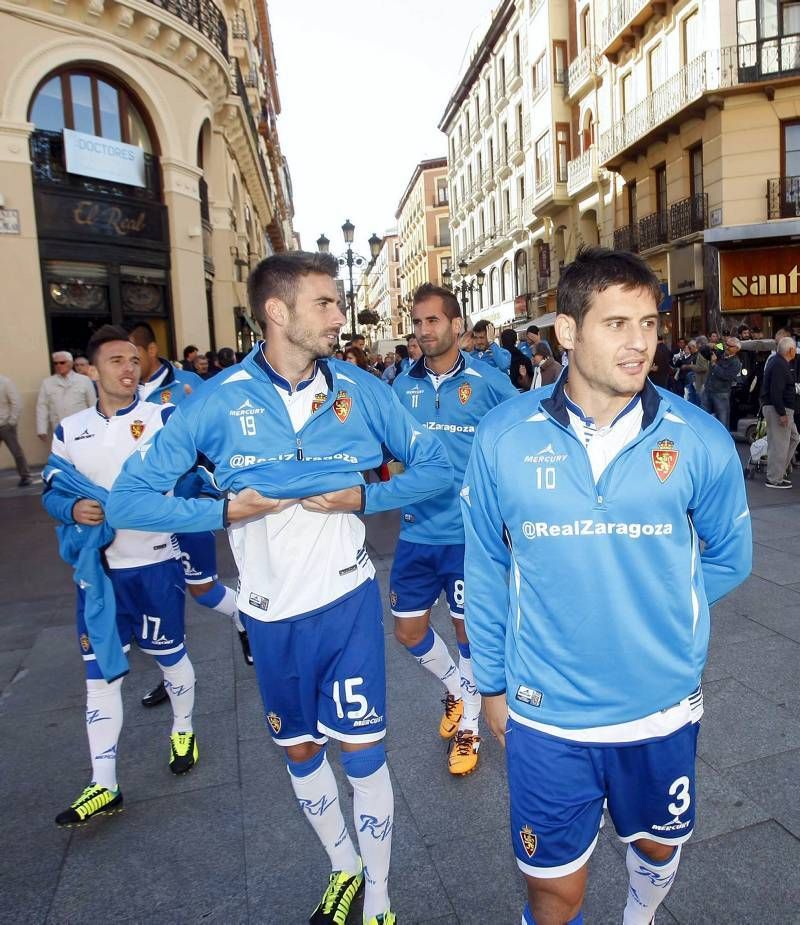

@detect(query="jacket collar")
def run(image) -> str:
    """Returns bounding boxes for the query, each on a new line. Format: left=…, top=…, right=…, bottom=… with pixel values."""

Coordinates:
left=409, top=350, right=469, bottom=380
left=541, top=367, right=662, bottom=431
left=247, top=342, right=333, bottom=394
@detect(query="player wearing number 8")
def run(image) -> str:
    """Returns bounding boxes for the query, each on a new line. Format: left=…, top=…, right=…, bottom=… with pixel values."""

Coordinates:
left=461, top=248, right=752, bottom=925
left=390, top=284, right=517, bottom=776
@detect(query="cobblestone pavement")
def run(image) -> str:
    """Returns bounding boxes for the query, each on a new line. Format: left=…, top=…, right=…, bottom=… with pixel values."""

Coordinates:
left=1, top=465, right=799, bottom=923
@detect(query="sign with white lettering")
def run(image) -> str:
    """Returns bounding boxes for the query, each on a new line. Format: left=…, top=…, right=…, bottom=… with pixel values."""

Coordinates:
left=719, top=246, right=800, bottom=311
left=63, top=129, right=146, bottom=188
left=0, top=209, right=20, bottom=234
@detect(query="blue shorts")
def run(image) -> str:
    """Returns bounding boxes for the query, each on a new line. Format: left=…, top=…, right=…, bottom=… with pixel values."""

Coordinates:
left=506, top=718, right=699, bottom=878
left=246, top=579, right=386, bottom=747
left=77, top=558, right=187, bottom=679
left=389, top=539, right=465, bottom=619
left=176, top=531, right=218, bottom=584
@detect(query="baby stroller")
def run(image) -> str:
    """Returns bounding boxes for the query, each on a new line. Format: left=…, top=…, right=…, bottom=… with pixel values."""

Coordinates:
left=744, top=409, right=768, bottom=479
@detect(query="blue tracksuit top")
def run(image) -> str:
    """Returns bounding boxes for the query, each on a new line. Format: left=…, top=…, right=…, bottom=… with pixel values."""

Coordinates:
left=107, top=343, right=452, bottom=534
left=461, top=375, right=752, bottom=729
left=469, top=342, right=512, bottom=372
left=394, top=352, right=517, bottom=545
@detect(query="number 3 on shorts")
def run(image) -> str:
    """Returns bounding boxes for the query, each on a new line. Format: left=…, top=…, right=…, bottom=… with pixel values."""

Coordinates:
left=332, top=677, right=368, bottom=720
left=668, top=775, right=691, bottom=816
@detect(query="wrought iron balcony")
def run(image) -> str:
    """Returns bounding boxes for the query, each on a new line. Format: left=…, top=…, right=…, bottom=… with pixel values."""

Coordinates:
left=669, top=193, right=708, bottom=237
left=30, top=129, right=161, bottom=202
left=613, top=224, right=639, bottom=252
left=509, top=135, right=524, bottom=165
left=146, top=0, right=228, bottom=57
left=638, top=211, right=669, bottom=250
left=480, top=100, right=492, bottom=126
left=231, top=10, right=248, bottom=40
left=565, top=46, right=596, bottom=99
left=599, top=0, right=656, bottom=56
left=566, top=145, right=598, bottom=197
left=523, top=193, right=536, bottom=226
left=768, top=177, right=800, bottom=218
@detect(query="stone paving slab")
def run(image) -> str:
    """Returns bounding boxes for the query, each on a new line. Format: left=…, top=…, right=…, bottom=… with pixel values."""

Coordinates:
left=724, top=747, right=800, bottom=840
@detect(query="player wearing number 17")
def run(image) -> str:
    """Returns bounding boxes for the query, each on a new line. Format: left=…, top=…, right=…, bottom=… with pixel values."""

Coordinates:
left=461, top=247, right=752, bottom=925
left=107, top=252, right=452, bottom=925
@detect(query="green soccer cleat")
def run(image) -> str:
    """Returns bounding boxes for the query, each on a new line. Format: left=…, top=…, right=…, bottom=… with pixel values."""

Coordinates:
left=169, top=731, right=198, bottom=775
left=55, top=783, right=123, bottom=827
left=309, top=860, right=364, bottom=924
left=365, top=912, right=396, bottom=925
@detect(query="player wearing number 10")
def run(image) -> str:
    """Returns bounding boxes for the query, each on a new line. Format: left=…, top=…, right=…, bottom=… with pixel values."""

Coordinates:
left=108, top=252, right=452, bottom=925
left=461, top=248, right=752, bottom=925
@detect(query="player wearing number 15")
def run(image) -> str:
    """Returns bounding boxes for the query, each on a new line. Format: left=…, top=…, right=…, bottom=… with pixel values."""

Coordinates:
left=461, top=248, right=752, bottom=925
left=107, top=252, right=452, bottom=925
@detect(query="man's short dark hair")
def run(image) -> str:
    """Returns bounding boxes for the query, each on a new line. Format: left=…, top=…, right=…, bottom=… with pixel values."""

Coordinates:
left=534, top=342, right=552, bottom=359
left=556, top=246, right=662, bottom=328
left=406, top=333, right=418, bottom=343
left=413, top=282, right=461, bottom=320
left=248, top=251, right=338, bottom=332
left=128, top=321, right=157, bottom=347
left=395, top=344, right=409, bottom=360
left=527, top=324, right=540, bottom=335
left=183, top=344, right=198, bottom=359
left=472, top=319, right=490, bottom=335
left=500, top=329, right=517, bottom=349
left=217, top=347, right=236, bottom=368
left=86, top=324, right=133, bottom=364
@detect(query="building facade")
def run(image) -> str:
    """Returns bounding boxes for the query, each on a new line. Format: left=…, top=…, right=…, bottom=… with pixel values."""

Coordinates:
left=395, top=157, right=452, bottom=330
left=0, top=0, right=294, bottom=465
left=363, top=233, right=401, bottom=342
left=442, top=0, right=800, bottom=341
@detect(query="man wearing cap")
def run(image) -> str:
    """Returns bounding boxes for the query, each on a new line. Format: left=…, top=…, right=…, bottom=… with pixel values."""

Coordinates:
left=701, top=337, right=742, bottom=429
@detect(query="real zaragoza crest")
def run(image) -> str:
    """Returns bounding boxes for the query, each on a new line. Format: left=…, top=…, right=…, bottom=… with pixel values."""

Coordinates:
left=651, top=439, right=679, bottom=483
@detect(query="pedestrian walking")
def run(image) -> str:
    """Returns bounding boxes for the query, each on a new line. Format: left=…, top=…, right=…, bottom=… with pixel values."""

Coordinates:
left=702, top=336, right=742, bottom=429
left=761, top=336, right=800, bottom=489
left=0, top=373, right=31, bottom=486
left=36, top=351, right=96, bottom=441
left=461, top=246, right=751, bottom=925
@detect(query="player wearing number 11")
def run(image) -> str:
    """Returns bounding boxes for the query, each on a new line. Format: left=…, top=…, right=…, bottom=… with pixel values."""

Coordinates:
left=461, top=248, right=752, bottom=925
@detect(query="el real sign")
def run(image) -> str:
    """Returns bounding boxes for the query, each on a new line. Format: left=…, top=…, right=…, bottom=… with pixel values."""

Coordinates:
left=63, top=129, right=146, bottom=188
left=719, top=246, right=800, bottom=311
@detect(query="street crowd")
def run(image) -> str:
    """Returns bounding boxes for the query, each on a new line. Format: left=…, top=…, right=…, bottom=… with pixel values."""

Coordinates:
left=0, top=246, right=765, bottom=924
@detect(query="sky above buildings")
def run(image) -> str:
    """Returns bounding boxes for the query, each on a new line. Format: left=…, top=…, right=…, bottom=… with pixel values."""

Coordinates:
left=270, top=0, right=496, bottom=257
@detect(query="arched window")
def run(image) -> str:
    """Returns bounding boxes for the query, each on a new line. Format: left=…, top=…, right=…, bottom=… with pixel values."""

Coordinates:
left=29, top=69, right=155, bottom=153
left=514, top=250, right=528, bottom=297
left=583, top=109, right=595, bottom=152
left=479, top=208, right=486, bottom=237
left=489, top=266, right=499, bottom=305
left=501, top=260, right=512, bottom=300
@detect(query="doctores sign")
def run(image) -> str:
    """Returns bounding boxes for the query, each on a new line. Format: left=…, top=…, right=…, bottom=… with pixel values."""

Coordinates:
left=63, top=129, right=146, bottom=188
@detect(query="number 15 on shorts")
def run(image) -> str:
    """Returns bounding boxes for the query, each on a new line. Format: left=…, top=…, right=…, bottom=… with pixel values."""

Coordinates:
left=332, top=677, right=368, bottom=720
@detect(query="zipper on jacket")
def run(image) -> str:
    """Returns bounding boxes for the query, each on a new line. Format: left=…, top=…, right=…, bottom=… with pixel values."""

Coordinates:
left=296, top=437, right=304, bottom=461
left=435, top=390, right=440, bottom=410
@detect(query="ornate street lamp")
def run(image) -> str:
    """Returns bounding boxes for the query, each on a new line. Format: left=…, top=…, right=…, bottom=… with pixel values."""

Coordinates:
left=316, top=221, right=380, bottom=338
left=442, top=261, right=484, bottom=321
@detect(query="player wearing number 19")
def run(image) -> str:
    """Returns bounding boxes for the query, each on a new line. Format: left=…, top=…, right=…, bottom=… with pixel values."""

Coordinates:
left=107, top=252, right=452, bottom=925
left=42, top=325, right=198, bottom=829
left=461, top=247, right=752, bottom=925
left=391, top=284, right=517, bottom=775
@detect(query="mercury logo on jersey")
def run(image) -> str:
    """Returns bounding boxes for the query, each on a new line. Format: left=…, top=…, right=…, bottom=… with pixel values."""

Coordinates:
left=352, top=706, right=384, bottom=727
left=524, top=444, right=568, bottom=464
left=229, top=399, right=265, bottom=417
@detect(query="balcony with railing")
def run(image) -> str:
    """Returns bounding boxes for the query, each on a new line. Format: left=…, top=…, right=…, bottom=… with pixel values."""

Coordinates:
left=231, top=10, right=249, bottom=40
left=523, top=193, right=536, bottom=226
left=146, top=0, right=229, bottom=57
left=768, top=177, right=800, bottom=218
left=480, top=100, right=492, bottom=127
left=497, top=149, right=512, bottom=180
left=670, top=193, right=708, bottom=237
left=599, top=0, right=662, bottom=58
left=565, top=46, right=597, bottom=99
left=638, top=211, right=669, bottom=250
left=613, top=224, right=639, bottom=252
left=566, top=145, right=598, bottom=197
left=509, top=61, right=523, bottom=93
left=482, top=167, right=497, bottom=192
left=509, top=135, right=524, bottom=166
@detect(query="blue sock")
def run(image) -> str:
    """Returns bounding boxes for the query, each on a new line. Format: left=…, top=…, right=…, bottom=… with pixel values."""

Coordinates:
left=193, top=583, right=226, bottom=608
left=457, top=640, right=471, bottom=658
left=406, top=626, right=435, bottom=658
left=286, top=747, right=326, bottom=778
left=340, top=742, right=385, bottom=778
left=522, top=903, right=583, bottom=925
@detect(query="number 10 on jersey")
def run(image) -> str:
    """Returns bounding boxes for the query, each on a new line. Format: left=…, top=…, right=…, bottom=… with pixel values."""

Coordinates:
left=536, top=467, right=556, bottom=490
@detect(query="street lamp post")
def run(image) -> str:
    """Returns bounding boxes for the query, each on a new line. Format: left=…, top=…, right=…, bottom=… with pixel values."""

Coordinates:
left=317, top=222, right=382, bottom=339
left=442, top=259, right=485, bottom=322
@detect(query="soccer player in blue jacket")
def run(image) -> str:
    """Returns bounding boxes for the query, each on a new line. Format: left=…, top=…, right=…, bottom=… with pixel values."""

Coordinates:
left=461, top=247, right=752, bottom=925
left=129, top=323, right=252, bottom=712
left=108, top=252, right=452, bottom=925
left=391, top=283, right=517, bottom=775
left=468, top=319, right=512, bottom=372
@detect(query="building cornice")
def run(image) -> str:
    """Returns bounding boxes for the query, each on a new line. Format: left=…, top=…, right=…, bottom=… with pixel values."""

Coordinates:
left=437, top=0, right=515, bottom=134
left=395, top=156, right=447, bottom=219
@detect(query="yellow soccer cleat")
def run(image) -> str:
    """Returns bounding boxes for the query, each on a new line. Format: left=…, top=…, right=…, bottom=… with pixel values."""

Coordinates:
left=169, top=731, right=199, bottom=775
left=364, top=912, right=396, bottom=925
left=55, top=783, right=123, bottom=827
left=448, top=730, right=481, bottom=776
left=438, top=694, right=464, bottom=739
left=310, top=860, right=364, bottom=925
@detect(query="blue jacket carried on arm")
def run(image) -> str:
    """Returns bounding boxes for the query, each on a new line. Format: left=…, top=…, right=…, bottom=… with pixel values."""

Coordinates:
left=461, top=376, right=752, bottom=729
left=107, top=344, right=452, bottom=534
left=469, top=342, right=512, bottom=372
left=42, top=455, right=128, bottom=682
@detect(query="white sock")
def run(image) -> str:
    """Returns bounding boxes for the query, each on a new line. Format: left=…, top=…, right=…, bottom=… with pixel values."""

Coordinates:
left=213, top=585, right=245, bottom=631
left=458, top=646, right=481, bottom=733
left=623, top=843, right=682, bottom=925
left=160, top=653, right=196, bottom=734
left=86, top=677, right=123, bottom=791
left=349, top=762, right=393, bottom=919
left=288, top=753, right=360, bottom=874
left=408, top=628, right=461, bottom=699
